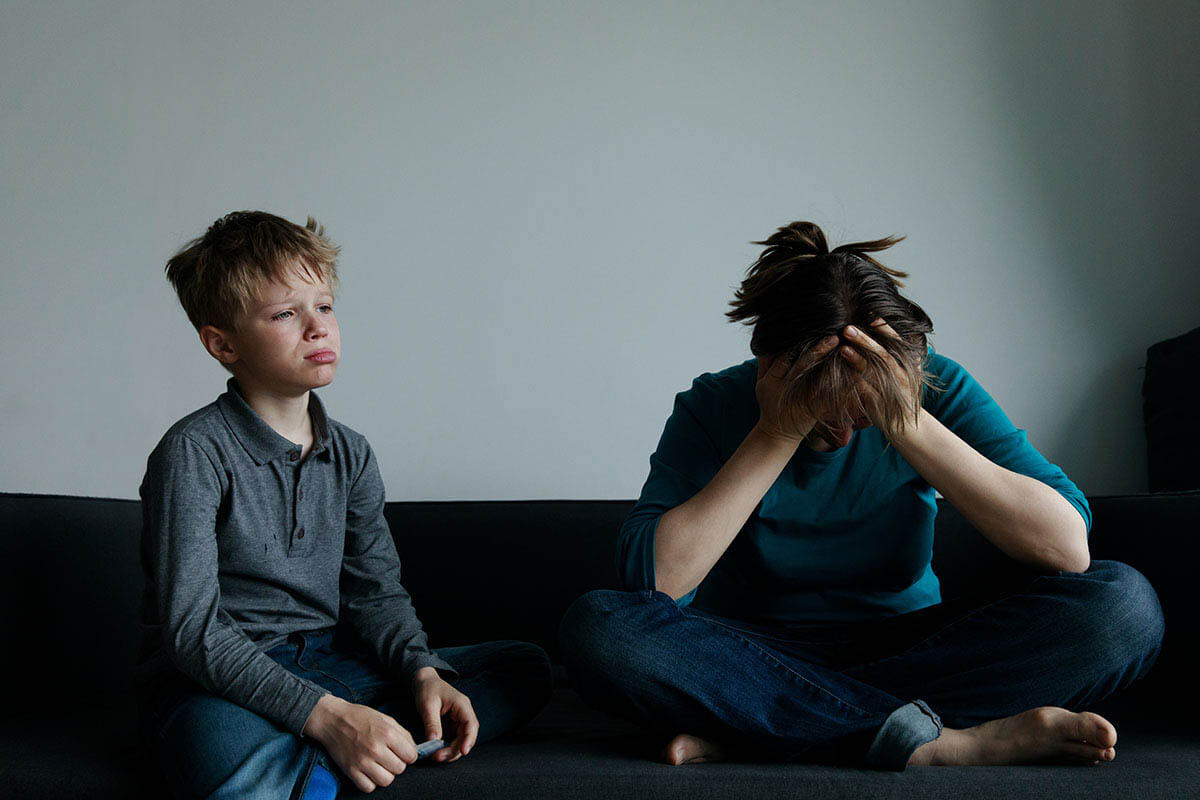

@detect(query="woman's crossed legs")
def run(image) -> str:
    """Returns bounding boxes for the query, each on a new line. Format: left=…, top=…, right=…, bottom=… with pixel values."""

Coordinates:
left=559, top=560, right=1164, bottom=770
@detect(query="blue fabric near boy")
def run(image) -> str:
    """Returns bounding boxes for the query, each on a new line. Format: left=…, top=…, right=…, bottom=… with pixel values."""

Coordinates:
left=142, top=628, right=551, bottom=798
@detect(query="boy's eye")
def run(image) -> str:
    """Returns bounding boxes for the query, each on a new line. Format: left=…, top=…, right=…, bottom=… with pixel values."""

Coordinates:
left=271, top=310, right=294, bottom=321
left=318, top=304, right=333, bottom=313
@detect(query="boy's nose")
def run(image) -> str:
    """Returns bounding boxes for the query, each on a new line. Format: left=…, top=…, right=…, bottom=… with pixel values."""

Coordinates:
left=303, top=314, right=328, bottom=339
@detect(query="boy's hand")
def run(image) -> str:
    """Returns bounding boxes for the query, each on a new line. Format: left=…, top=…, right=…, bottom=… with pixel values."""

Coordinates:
left=303, top=694, right=417, bottom=793
left=412, top=667, right=479, bottom=763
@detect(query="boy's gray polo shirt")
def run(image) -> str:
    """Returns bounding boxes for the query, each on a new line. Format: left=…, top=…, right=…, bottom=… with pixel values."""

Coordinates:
left=138, top=379, right=455, bottom=736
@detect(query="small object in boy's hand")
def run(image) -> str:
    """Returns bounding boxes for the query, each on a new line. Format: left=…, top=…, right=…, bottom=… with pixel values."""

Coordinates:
left=415, top=739, right=445, bottom=760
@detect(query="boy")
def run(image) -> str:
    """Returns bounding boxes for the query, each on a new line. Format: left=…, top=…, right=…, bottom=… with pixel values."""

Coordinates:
left=137, top=211, right=552, bottom=799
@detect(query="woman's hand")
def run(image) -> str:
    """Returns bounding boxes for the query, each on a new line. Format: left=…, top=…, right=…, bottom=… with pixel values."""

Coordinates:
left=755, top=335, right=840, bottom=442
left=303, top=694, right=417, bottom=793
left=837, top=318, right=920, bottom=431
left=412, top=667, right=479, bottom=763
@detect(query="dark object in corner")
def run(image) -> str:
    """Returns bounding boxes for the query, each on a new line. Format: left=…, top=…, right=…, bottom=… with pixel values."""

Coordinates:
left=1143, top=325, right=1200, bottom=491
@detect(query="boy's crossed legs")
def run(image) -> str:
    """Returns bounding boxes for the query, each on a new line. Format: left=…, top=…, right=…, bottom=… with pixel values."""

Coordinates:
left=143, top=632, right=552, bottom=799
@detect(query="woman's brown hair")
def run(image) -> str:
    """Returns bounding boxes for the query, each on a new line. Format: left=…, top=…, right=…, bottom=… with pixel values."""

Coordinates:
left=727, top=221, right=938, bottom=439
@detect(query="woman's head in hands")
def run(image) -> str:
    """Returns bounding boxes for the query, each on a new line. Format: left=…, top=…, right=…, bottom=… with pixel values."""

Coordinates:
left=728, top=221, right=936, bottom=447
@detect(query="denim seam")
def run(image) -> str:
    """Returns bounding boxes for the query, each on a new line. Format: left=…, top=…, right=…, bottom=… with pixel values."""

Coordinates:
left=911, top=699, right=943, bottom=734
left=692, top=613, right=851, bottom=646
left=287, top=745, right=320, bottom=800
left=295, top=641, right=363, bottom=703
left=692, top=614, right=875, bottom=717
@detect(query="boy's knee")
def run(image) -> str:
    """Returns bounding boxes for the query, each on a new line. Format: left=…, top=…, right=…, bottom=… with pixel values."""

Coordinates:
left=495, top=640, right=555, bottom=701
left=154, top=693, right=307, bottom=800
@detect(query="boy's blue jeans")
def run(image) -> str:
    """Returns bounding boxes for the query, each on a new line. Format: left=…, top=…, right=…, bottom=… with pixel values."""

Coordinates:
left=141, top=632, right=552, bottom=799
left=559, top=559, right=1164, bottom=770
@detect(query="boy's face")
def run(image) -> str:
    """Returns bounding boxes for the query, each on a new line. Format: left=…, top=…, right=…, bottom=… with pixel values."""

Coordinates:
left=213, top=266, right=340, bottom=396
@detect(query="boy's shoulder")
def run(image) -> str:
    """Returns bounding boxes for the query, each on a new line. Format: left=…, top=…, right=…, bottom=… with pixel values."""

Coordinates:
left=146, top=384, right=372, bottom=473
left=319, top=408, right=375, bottom=464
left=149, top=399, right=227, bottom=461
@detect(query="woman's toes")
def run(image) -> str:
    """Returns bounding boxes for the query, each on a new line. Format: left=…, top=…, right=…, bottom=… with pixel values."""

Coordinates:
left=1059, top=740, right=1114, bottom=764
left=661, top=733, right=726, bottom=765
left=1065, top=710, right=1118, bottom=753
left=1075, top=712, right=1118, bottom=749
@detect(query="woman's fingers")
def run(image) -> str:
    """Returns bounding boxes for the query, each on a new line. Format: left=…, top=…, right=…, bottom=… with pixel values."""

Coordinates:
left=840, top=343, right=865, bottom=372
left=869, top=317, right=902, bottom=340
left=760, top=335, right=840, bottom=381
left=841, top=319, right=905, bottom=378
left=788, top=336, right=839, bottom=377
left=843, top=323, right=888, bottom=357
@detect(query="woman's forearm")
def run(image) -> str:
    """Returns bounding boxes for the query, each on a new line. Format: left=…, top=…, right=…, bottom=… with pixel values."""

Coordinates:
left=653, top=424, right=802, bottom=599
left=890, top=409, right=1090, bottom=573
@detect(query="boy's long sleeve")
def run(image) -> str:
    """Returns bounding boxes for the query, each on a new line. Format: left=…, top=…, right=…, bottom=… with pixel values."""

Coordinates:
left=137, top=382, right=461, bottom=736
left=141, top=434, right=328, bottom=737
left=339, top=445, right=457, bottom=680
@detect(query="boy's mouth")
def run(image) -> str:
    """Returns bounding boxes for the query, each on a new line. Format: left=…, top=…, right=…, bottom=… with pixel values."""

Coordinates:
left=305, top=349, right=337, bottom=364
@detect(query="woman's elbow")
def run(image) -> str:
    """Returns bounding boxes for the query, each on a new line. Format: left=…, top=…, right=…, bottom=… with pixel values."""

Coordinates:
left=1041, top=521, right=1091, bottom=574
left=652, top=566, right=697, bottom=602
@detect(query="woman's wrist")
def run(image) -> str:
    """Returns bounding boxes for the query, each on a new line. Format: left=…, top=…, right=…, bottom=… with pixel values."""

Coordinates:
left=751, top=418, right=810, bottom=449
left=882, top=407, right=930, bottom=449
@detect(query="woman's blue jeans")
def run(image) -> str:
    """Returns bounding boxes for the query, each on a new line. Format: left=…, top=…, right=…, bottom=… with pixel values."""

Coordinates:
left=140, top=632, right=553, bottom=799
left=559, top=559, right=1164, bottom=771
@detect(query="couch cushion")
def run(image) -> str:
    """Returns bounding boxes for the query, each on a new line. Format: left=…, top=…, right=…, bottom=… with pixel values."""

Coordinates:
left=1, top=491, right=1196, bottom=716
left=3, top=688, right=1194, bottom=800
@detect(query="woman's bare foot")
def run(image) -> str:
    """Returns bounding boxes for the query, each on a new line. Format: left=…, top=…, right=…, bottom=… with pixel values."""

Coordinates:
left=908, top=707, right=1118, bottom=767
left=661, top=733, right=729, bottom=765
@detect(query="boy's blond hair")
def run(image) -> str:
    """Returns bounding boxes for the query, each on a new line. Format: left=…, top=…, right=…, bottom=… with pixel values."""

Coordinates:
left=165, top=211, right=340, bottom=331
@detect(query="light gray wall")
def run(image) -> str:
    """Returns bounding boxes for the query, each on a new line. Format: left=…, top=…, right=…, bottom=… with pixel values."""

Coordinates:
left=2, top=1, right=1196, bottom=500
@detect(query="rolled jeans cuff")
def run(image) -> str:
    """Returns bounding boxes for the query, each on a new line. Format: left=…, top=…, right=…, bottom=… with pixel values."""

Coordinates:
left=864, top=699, right=943, bottom=771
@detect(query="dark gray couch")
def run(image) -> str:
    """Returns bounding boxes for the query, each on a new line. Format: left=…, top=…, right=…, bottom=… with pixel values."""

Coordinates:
left=1, top=492, right=1195, bottom=798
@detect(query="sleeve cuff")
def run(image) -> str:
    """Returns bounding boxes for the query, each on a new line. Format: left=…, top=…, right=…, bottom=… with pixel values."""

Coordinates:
left=402, top=651, right=459, bottom=682
left=286, top=681, right=330, bottom=738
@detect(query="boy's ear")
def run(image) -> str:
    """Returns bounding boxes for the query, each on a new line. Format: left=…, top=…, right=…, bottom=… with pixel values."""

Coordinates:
left=199, top=325, right=239, bottom=366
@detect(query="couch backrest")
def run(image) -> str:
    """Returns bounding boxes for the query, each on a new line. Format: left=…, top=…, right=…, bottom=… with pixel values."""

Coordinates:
left=1, top=492, right=1194, bottom=721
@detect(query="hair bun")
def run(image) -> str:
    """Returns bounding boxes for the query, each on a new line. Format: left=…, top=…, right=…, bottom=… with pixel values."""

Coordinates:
left=753, top=221, right=830, bottom=259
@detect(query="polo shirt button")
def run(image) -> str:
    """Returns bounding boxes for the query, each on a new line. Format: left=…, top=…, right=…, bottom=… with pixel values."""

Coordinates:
left=289, top=451, right=299, bottom=462
left=297, top=527, right=305, bottom=540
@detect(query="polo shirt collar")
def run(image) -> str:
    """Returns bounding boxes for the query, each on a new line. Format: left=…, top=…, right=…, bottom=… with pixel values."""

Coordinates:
left=217, top=378, right=333, bottom=465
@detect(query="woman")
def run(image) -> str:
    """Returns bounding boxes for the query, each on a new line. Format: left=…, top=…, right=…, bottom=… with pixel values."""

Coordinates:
left=559, top=221, right=1163, bottom=771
